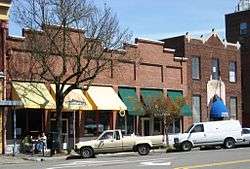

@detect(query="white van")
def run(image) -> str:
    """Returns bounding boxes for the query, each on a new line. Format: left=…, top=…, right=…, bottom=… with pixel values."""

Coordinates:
left=171, top=120, right=243, bottom=151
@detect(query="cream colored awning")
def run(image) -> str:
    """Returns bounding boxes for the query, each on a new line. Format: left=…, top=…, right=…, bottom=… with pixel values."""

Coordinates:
left=12, top=82, right=56, bottom=109
left=86, top=86, right=127, bottom=111
left=50, top=84, right=92, bottom=110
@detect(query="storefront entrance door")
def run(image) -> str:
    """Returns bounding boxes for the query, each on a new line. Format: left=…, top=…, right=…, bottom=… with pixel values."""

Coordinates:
left=141, top=118, right=150, bottom=136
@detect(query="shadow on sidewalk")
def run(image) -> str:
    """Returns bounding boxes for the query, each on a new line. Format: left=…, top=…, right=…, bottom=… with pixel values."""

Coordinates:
left=66, top=155, right=82, bottom=160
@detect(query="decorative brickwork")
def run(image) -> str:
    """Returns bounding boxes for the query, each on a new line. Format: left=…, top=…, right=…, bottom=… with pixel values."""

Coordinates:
left=162, top=32, right=242, bottom=124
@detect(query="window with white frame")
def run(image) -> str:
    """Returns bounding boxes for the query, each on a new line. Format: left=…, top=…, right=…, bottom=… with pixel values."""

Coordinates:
left=211, top=59, right=220, bottom=80
left=229, top=62, right=236, bottom=82
left=230, top=97, right=237, bottom=119
left=192, top=57, right=200, bottom=80
left=192, top=95, right=201, bottom=123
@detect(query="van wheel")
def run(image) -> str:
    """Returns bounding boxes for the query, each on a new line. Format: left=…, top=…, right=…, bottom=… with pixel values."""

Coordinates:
left=224, top=138, right=235, bottom=149
left=181, top=141, right=192, bottom=151
left=80, top=147, right=94, bottom=158
left=137, top=144, right=150, bottom=155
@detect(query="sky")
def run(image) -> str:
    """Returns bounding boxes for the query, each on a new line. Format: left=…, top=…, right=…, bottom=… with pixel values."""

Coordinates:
left=9, top=0, right=238, bottom=41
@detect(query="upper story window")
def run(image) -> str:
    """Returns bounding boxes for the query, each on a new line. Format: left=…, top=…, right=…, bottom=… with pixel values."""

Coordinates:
left=240, top=22, right=248, bottom=35
left=192, top=57, right=200, bottom=80
left=229, top=62, right=237, bottom=83
left=211, top=59, right=220, bottom=80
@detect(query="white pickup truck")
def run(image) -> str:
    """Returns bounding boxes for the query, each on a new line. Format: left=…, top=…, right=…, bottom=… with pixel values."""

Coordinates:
left=74, top=130, right=165, bottom=158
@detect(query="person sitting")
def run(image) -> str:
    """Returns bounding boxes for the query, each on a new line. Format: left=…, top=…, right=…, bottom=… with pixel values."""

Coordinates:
left=20, top=135, right=33, bottom=153
left=40, top=132, right=47, bottom=151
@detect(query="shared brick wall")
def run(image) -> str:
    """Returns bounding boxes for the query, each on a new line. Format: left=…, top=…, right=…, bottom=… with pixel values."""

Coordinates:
left=2, top=27, right=191, bottom=130
left=162, top=33, right=242, bottom=124
left=226, top=10, right=250, bottom=126
left=91, top=38, right=188, bottom=93
left=0, top=112, right=2, bottom=153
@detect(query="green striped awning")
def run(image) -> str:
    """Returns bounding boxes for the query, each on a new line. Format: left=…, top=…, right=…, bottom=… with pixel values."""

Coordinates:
left=140, top=89, right=163, bottom=106
left=167, top=90, right=183, bottom=101
left=167, top=90, right=192, bottom=117
left=118, top=87, right=144, bottom=116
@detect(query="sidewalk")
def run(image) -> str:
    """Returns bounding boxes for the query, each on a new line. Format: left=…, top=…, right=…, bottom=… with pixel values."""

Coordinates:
left=0, top=155, right=28, bottom=165
left=0, top=148, right=181, bottom=164
left=0, top=151, right=73, bottom=164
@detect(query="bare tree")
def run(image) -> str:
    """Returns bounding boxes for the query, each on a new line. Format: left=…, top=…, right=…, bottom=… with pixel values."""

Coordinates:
left=11, top=0, right=131, bottom=151
left=143, top=95, right=185, bottom=147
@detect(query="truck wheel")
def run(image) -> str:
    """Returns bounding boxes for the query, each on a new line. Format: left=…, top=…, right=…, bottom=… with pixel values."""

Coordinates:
left=137, top=144, right=150, bottom=155
left=224, top=138, right=235, bottom=149
left=181, top=141, right=192, bottom=151
left=80, top=147, right=94, bottom=158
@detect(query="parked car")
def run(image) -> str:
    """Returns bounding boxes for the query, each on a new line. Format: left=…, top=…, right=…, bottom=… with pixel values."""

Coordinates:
left=170, top=120, right=243, bottom=151
left=74, top=129, right=165, bottom=158
left=241, top=128, right=250, bottom=145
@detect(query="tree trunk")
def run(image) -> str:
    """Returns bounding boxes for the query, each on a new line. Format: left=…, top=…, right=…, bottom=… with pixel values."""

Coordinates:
left=55, top=85, right=64, bottom=153
left=165, top=125, right=169, bottom=146
left=163, top=116, right=170, bottom=151
left=56, top=104, right=63, bottom=152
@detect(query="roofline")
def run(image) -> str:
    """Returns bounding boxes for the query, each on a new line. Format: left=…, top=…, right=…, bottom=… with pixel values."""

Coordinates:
left=135, top=38, right=164, bottom=45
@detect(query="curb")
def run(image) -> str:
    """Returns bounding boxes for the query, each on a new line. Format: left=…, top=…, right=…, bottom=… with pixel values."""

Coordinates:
left=22, top=155, right=67, bottom=162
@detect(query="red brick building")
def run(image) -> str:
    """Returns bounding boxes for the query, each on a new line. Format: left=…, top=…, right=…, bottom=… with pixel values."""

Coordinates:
left=0, top=23, right=191, bottom=153
left=161, top=31, right=242, bottom=124
left=225, top=0, right=250, bottom=127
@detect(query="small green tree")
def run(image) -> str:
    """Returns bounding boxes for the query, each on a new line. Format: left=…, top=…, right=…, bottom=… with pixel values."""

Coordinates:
left=144, top=95, right=185, bottom=147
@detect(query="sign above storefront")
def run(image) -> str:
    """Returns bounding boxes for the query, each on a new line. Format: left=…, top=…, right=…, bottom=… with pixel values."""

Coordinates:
left=0, top=100, right=22, bottom=107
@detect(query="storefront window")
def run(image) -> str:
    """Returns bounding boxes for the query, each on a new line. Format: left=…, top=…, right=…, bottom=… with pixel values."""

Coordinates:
left=153, top=118, right=161, bottom=135
left=192, top=95, right=201, bottom=123
left=83, top=111, right=110, bottom=136
left=168, top=119, right=180, bottom=134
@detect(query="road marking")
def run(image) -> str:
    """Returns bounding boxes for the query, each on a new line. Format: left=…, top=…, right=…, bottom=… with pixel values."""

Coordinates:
left=140, top=161, right=171, bottom=166
left=175, top=159, right=250, bottom=169
left=46, top=157, right=171, bottom=169
left=47, top=158, right=172, bottom=169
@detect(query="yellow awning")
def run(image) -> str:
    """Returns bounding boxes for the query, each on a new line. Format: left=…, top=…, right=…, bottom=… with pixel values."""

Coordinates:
left=50, top=84, right=92, bottom=110
left=86, top=86, right=127, bottom=111
left=12, top=82, right=56, bottom=109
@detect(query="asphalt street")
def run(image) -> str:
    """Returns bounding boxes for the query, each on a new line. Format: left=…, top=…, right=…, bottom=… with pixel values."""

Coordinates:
left=1, top=147, right=250, bottom=169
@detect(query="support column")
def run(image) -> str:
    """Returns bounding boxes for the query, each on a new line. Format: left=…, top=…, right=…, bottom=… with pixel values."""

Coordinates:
left=112, top=111, right=117, bottom=130
left=136, top=116, right=139, bottom=135
left=95, top=111, right=100, bottom=135
left=44, top=110, right=49, bottom=133
left=25, top=110, right=29, bottom=134
left=78, top=111, right=83, bottom=139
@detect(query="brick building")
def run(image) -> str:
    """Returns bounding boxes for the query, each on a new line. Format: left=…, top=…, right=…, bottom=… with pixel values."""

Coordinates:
left=0, top=0, right=11, bottom=155
left=225, top=0, right=250, bottom=127
left=161, top=31, right=242, bottom=124
left=0, top=23, right=191, bottom=153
